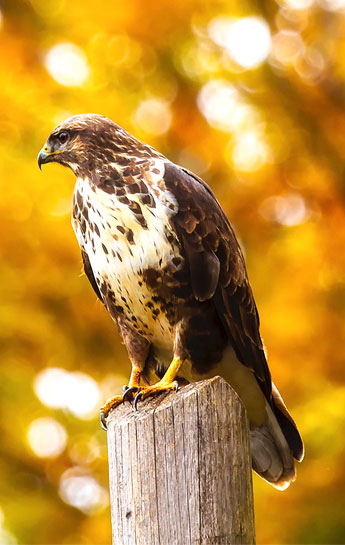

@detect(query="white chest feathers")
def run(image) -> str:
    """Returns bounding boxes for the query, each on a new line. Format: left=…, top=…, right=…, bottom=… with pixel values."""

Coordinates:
left=72, top=164, right=182, bottom=348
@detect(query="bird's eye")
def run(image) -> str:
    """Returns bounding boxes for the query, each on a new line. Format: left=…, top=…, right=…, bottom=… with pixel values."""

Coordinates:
left=58, top=131, right=69, bottom=145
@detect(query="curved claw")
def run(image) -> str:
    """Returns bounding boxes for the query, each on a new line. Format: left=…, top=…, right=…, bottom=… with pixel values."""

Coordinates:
left=122, top=386, right=139, bottom=402
left=100, top=411, right=108, bottom=432
left=134, top=391, right=142, bottom=411
left=175, top=381, right=180, bottom=392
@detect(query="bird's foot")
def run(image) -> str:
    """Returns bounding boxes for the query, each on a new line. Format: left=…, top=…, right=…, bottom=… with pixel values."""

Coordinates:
left=100, top=386, right=139, bottom=430
left=122, top=384, right=139, bottom=401
left=100, top=379, right=179, bottom=428
left=133, top=379, right=179, bottom=410
left=100, top=395, right=124, bottom=431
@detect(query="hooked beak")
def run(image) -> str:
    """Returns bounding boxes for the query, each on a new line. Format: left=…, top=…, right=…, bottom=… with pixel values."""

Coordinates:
left=38, top=144, right=55, bottom=170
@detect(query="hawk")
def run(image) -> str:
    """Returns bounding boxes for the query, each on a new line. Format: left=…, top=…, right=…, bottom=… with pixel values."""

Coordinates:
left=38, top=114, right=303, bottom=489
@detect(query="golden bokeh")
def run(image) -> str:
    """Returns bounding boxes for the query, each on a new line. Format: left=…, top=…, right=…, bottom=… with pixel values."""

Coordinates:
left=1, top=0, right=345, bottom=543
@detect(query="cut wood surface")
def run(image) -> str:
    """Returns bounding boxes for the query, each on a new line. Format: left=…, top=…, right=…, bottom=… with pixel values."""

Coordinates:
left=107, top=376, right=255, bottom=545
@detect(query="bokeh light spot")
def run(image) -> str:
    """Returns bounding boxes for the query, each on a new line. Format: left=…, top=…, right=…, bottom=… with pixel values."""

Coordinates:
left=230, top=131, right=271, bottom=172
left=197, top=80, right=239, bottom=132
left=0, top=528, right=17, bottom=545
left=134, top=98, right=172, bottom=135
left=0, top=507, right=17, bottom=544
left=27, top=417, right=67, bottom=458
left=44, top=43, right=90, bottom=87
left=278, top=0, right=314, bottom=8
left=295, top=47, right=325, bottom=83
left=59, top=467, right=109, bottom=514
left=208, top=17, right=271, bottom=69
left=197, top=80, right=263, bottom=134
left=259, top=193, right=310, bottom=226
left=318, top=0, right=345, bottom=10
left=34, top=367, right=100, bottom=419
left=271, top=31, right=305, bottom=65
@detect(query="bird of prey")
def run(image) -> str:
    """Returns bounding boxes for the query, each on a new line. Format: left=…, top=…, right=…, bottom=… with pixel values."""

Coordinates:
left=38, top=114, right=303, bottom=489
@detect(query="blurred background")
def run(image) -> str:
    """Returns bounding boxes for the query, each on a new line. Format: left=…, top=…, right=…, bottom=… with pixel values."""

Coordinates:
left=0, top=0, right=345, bottom=543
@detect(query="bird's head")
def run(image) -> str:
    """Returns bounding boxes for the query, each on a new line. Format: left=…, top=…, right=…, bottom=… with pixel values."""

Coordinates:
left=38, top=114, right=136, bottom=176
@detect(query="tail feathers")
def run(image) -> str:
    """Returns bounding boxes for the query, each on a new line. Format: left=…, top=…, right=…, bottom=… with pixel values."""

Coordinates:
left=250, top=401, right=297, bottom=490
left=272, top=382, right=304, bottom=462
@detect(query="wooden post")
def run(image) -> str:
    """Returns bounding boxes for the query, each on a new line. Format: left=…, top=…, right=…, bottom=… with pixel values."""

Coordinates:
left=106, top=376, right=255, bottom=545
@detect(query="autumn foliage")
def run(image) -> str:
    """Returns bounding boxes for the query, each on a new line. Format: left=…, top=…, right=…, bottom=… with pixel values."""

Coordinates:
left=1, top=0, right=345, bottom=543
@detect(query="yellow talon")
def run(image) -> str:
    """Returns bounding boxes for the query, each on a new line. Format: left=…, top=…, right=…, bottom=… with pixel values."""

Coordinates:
left=99, top=365, right=143, bottom=429
left=100, top=395, right=124, bottom=430
left=133, top=356, right=184, bottom=409
left=100, top=358, right=184, bottom=425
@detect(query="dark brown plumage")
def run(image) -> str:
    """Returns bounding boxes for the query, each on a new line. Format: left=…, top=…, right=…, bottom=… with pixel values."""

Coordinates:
left=38, top=113, right=304, bottom=489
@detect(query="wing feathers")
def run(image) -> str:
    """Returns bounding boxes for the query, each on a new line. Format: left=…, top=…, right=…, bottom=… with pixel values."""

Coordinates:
left=186, top=243, right=220, bottom=301
left=164, top=162, right=270, bottom=391
left=81, top=249, right=103, bottom=303
left=164, top=162, right=304, bottom=468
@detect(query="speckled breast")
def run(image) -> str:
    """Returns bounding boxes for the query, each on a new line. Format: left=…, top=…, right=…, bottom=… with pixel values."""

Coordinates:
left=72, top=162, right=186, bottom=349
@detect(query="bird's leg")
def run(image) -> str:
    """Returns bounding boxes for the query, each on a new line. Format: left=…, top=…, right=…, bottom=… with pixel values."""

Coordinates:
left=100, top=365, right=142, bottom=430
left=133, top=321, right=187, bottom=408
left=122, top=365, right=142, bottom=400
left=133, top=355, right=183, bottom=409
left=100, top=320, right=150, bottom=430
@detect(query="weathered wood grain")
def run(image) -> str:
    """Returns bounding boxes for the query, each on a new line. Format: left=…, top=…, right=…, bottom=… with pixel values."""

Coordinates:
left=107, top=376, right=256, bottom=545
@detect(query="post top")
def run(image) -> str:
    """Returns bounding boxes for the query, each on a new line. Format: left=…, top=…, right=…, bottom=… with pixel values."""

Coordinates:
left=106, top=376, right=244, bottom=429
